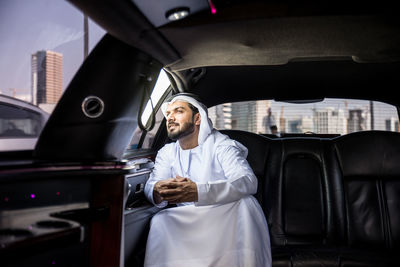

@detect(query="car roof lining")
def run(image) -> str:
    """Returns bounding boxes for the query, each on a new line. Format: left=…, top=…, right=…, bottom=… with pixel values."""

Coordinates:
left=185, top=61, right=400, bottom=108
left=161, top=14, right=400, bottom=71
left=68, top=0, right=400, bottom=70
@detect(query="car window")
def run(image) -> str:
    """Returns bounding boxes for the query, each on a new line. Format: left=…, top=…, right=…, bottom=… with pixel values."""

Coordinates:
left=0, top=95, right=50, bottom=151
left=130, top=108, right=166, bottom=150
left=128, top=70, right=172, bottom=150
left=140, top=70, right=171, bottom=127
left=0, top=0, right=105, bottom=151
left=0, top=103, right=45, bottom=138
left=209, top=99, right=399, bottom=136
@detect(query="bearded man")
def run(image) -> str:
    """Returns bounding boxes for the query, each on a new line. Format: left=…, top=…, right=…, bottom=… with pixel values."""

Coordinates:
left=144, top=94, right=271, bottom=267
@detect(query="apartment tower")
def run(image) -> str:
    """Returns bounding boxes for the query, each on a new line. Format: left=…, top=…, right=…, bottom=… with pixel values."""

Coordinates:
left=31, top=50, right=63, bottom=105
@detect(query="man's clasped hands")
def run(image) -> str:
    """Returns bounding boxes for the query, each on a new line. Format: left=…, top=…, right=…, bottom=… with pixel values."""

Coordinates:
left=153, top=175, right=198, bottom=204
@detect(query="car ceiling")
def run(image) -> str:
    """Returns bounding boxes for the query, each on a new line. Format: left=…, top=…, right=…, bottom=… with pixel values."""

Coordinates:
left=68, top=0, right=400, bottom=107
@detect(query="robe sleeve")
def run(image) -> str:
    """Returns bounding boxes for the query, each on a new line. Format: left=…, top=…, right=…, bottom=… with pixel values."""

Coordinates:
left=195, top=145, right=258, bottom=206
left=144, top=145, right=172, bottom=208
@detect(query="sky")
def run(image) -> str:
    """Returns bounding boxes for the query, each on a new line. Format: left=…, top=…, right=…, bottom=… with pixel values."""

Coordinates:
left=0, top=0, right=105, bottom=99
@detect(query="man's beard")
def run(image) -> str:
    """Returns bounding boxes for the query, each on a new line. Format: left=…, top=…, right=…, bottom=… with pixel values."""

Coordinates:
left=167, top=121, right=195, bottom=140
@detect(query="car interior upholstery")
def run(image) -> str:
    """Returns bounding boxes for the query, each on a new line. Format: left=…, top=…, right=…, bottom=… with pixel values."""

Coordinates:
left=220, top=129, right=399, bottom=266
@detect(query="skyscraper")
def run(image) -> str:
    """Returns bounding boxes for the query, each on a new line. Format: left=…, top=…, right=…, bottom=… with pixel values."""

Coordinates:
left=31, top=50, right=63, bottom=105
left=208, top=103, right=232, bottom=129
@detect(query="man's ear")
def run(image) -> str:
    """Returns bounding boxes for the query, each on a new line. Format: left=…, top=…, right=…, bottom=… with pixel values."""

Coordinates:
left=194, top=113, right=201, bottom=126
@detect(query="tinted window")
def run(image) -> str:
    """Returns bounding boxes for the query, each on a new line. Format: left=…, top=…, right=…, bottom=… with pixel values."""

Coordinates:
left=0, top=104, right=44, bottom=138
left=209, top=99, right=399, bottom=136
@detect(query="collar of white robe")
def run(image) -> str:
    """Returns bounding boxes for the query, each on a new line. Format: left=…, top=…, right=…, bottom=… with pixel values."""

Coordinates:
left=161, top=95, right=213, bottom=145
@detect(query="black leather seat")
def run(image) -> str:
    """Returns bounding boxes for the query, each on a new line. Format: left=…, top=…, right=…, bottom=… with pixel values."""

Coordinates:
left=331, top=131, right=400, bottom=266
left=220, top=130, right=271, bottom=208
left=221, top=129, right=400, bottom=267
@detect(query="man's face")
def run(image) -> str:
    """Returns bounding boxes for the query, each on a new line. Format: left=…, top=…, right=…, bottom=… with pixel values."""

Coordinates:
left=165, top=101, right=198, bottom=140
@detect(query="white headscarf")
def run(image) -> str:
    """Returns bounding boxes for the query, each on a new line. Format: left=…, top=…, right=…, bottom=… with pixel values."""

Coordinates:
left=161, top=95, right=214, bottom=145
left=160, top=94, right=249, bottom=186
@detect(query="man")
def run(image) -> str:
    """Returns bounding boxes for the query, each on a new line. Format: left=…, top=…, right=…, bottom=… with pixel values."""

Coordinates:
left=144, top=94, right=271, bottom=267
left=262, top=107, right=276, bottom=134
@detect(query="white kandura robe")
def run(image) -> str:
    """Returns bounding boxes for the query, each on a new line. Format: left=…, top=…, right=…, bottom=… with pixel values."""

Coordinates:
left=144, top=129, right=271, bottom=267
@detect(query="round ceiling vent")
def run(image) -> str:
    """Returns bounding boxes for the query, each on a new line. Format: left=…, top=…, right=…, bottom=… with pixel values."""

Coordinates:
left=82, top=96, right=104, bottom=118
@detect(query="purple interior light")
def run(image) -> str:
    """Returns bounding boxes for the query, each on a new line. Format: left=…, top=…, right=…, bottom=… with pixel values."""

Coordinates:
left=208, top=0, right=217, bottom=14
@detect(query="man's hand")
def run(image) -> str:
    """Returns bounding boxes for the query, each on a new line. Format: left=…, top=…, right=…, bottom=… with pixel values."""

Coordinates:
left=153, top=176, right=198, bottom=204
left=153, top=178, right=175, bottom=204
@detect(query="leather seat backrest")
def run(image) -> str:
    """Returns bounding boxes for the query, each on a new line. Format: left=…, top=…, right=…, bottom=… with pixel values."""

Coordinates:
left=221, top=131, right=335, bottom=246
left=333, top=131, right=400, bottom=250
left=266, top=138, right=333, bottom=246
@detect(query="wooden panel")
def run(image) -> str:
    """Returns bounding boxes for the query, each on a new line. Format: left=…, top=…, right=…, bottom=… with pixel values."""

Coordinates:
left=89, top=174, right=126, bottom=267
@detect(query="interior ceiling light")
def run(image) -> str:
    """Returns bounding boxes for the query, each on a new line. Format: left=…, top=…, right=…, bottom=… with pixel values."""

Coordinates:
left=166, top=7, right=190, bottom=21
left=208, top=0, right=217, bottom=14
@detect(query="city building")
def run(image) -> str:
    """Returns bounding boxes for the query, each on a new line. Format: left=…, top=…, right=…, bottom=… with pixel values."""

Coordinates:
left=313, top=107, right=347, bottom=134
left=385, top=117, right=399, bottom=132
left=208, top=103, right=232, bottom=129
left=210, top=100, right=279, bottom=134
left=285, top=116, right=313, bottom=133
left=348, top=109, right=365, bottom=133
left=231, top=101, right=257, bottom=132
left=209, top=99, right=398, bottom=135
left=31, top=50, right=63, bottom=106
left=228, top=100, right=271, bottom=133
